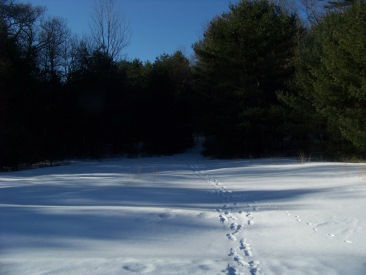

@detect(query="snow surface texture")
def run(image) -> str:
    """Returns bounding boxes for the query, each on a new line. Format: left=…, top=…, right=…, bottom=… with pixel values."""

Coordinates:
left=1, top=149, right=366, bottom=274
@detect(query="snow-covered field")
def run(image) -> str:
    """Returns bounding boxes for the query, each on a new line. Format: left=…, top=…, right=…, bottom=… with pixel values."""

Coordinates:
left=1, top=149, right=366, bottom=275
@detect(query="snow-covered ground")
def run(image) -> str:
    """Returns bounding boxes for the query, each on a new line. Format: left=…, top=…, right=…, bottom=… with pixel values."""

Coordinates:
left=1, top=149, right=366, bottom=275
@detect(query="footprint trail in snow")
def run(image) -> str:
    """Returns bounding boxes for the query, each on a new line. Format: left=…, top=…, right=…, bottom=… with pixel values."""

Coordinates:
left=190, top=164, right=262, bottom=275
left=263, top=202, right=354, bottom=245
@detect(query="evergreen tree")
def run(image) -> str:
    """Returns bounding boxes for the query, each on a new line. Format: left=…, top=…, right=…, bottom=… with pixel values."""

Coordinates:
left=283, top=1, right=366, bottom=157
left=309, top=2, right=366, bottom=152
left=193, top=0, right=300, bottom=157
left=143, top=51, right=194, bottom=154
left=277, top=25, right=330, bottom=154
left=67, top=47, right=122, bottom=157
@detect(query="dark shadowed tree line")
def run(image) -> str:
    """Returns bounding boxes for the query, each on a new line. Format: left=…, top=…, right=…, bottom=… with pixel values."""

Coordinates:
left=1, top=0, right=366, bottom=169
left=0, top=0, right=193, bottom=169
left=194, top=0, right=366, bottom=158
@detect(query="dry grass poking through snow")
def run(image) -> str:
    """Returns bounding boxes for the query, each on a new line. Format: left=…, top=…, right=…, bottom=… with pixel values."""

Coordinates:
left=297, top=151, right=311, bottom=163
left=360, top=166, right=366, bottom=183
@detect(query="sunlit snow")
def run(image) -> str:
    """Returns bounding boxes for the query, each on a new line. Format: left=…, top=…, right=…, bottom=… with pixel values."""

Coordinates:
left=1, top=149, right=366, bottom=274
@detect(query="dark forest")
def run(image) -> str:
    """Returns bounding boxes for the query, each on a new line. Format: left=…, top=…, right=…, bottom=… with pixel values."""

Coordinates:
left=1, top=0, right=365, bottom=169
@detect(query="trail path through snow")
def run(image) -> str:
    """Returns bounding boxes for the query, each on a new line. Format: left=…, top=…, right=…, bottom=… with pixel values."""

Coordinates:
left=1, top=152, right=366, bottom=274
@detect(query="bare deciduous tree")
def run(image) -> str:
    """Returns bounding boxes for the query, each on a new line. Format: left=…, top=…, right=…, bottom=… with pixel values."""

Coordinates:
left=89, top=0, right=130, bottom=60
left=0, top=0, right=45, bottom=57
left=38, top=17, right=71, bottom=81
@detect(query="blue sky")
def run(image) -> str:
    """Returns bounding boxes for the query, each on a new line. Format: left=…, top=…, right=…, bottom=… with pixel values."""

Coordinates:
left=28, top=0, right=240, bottom=62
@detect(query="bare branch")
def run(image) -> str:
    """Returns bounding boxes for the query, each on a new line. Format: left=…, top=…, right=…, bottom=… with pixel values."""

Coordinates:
left=299, top=0, right=328, bottom=25
left=37, top=17, right=71, bottom=81
left=0, top=1, right=46, bottom=56
left=268, top=0, right=299, bottom=14
left=89, top=0, right=130, bottom=60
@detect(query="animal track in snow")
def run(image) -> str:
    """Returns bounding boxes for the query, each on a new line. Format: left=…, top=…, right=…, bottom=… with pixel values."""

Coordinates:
left=230, top=222, right=238, bottom=230
left=219, top=215, right=228, bottom=223
left=227, top=233, right=237, bottom=241
left=223, top=209, right=238, bottom=221
left=230, top=223, right=243, bottom=233
left=229, top=249, right=249, bottom=268
left=240, top=238, right=253, bottom=257
left=268, top=204, right=352, bottom=247
left=123, top=262, right=155, bottom=273
left=158, top=211, right=174, bottom=219
left=249, top=260, right=261, bottom=275
left=190, top=163, right=261, bottom=274
left=281, top=208, right=353, bottom=245
left=225, top=223, right=243, bottom=242
left=224, top=264, right=244, bottom=275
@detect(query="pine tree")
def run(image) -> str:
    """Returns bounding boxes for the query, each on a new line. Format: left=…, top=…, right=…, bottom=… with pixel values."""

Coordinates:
left=193, top=0, right=300, bottom=157
left=277, top=24, right=331, bottom=154
left=143, top=51, right=194, bottom=154
left=305, top=2, right=366, bottom=152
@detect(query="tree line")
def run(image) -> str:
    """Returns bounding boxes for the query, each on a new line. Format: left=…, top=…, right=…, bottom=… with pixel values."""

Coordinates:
left=1, top=0, right=365, bottom=169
